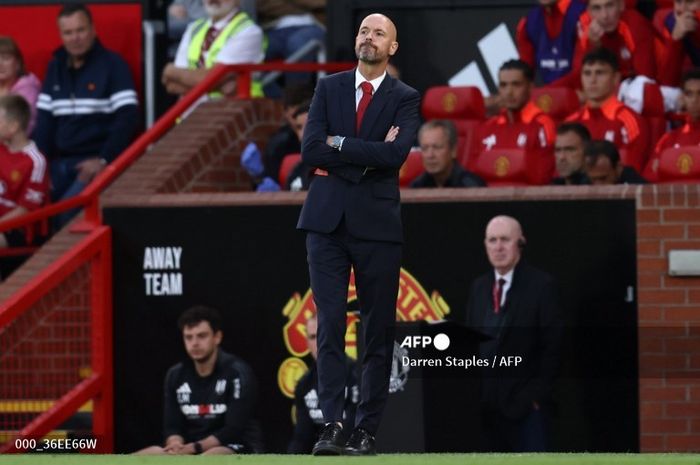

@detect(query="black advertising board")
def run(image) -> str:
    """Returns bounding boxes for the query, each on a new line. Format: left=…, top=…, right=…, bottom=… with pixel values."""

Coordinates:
left=106, top=199, right=638, bottom=453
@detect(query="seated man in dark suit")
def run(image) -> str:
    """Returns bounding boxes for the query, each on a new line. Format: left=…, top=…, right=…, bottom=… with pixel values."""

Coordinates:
left=465, top=215, right=562, bottom=452
left=410, top=120, right=484, bottom=188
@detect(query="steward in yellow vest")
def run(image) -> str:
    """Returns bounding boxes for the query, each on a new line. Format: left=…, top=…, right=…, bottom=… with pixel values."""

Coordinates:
left=186, top=11, right=265, bottom=97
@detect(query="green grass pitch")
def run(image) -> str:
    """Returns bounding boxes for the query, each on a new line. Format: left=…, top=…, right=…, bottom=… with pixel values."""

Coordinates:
left=0, top=454, right=699, bottom=465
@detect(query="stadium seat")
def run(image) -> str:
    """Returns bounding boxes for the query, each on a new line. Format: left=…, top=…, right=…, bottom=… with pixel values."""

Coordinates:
left=657, top=146, right=700, bottom=183
left=399, top=150, right=425, bottom=186
left=625, top=0, right=637, bottom=7
left=279, top=153, right=301, bottom=187
left=531, top=87, right=580, bottom=123
left=421, top=86, right=486, bottom=168
left=641, top=82, right=668, bottom=158
left=652, top=8, right=672, bottom=35
left=472, top=148, right=538, bottom=187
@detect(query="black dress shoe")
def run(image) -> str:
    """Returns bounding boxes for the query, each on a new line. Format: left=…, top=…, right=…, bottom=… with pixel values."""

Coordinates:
left=344, top=427, right=376, bottom=455
left=312, top=422, right=344, bottom=455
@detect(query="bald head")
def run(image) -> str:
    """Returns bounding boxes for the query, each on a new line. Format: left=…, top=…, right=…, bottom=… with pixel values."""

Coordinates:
left=484, top=215, right=525, bottom=274
left=361, top=14, right=397, bottom=40
left=355, top=13, right=399, bottom=67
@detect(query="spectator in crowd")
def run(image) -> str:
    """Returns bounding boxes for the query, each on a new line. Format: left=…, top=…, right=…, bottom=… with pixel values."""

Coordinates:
left=516, top=0, right=587, bottom=84
left=646, top=68, right=700, bottom=179
left=657, top=0, right=700, bottom=86
left=167, top=0, right=256, bottom=56
left=136, top=306, right=264, bottom=455
left=0, top=95, right=49, bottom=278
left=410, top=119, right=484, bottom=188
left=264, top=84, right=314, bottom=182
left=565, top=48, right=649, bottom=173
left=33, top=3, right=139, bottom=228
left=465, top=215, right=562, bottom=452
left=162, top=0, right=265, bottom=97
left=257, top=0, right=326, bottom=94
left=0, top=37, right=41, bottom=133
left=288, top=315, right=358, bottom=454
left=551, top=122, right=591, bottom=185
left=168, top=0, right=207, bottom=41
left=239, top=98, right=312, bottom=192
left=583, top=139, right=648, bottom=184
left=283, top=102, right=313, bottom=191
left=553, top=0, right=657, bottom=88
left=471, top=60, right=556, bottom=184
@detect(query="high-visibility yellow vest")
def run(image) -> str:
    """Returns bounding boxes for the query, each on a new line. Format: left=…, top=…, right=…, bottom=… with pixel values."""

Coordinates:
left=187, top=12, right=264, bottom=98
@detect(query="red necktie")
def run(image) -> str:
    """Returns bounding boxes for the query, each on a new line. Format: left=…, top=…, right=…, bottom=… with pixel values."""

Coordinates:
left=197, top=26, right=220, bottom=68
left=356, top=81, right=374, bottom=133
left=493, top=278, right=506, bottom=314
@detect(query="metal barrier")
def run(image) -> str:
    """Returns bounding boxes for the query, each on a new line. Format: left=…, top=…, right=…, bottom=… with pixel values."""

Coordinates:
left=0, top=62, right=353, bottom=453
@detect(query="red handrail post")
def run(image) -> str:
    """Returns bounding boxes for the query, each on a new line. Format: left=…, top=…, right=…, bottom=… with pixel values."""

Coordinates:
left=70, top=197, right=102, bottom=233
left=91, top=226, right=113, bottom=453
left=235, top=71, right=252, bottom=99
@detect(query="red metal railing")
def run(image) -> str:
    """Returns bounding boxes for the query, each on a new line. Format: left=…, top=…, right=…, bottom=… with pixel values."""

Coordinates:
left=0, top=226, right=112, bottom=453
left=0, top=62, right=353, bottom=453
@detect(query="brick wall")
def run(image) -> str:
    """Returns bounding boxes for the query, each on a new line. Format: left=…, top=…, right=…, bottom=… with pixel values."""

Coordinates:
left=636, top=184, right=700, bottom=451
left=106, top=98, right=283, bottom=196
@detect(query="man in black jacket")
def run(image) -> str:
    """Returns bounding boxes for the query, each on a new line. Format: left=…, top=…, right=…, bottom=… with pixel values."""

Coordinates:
left=410, top=120, right=484, bottom=188
left=465, top=215, right=562, bottom=452
left=135, top=306, right=263, bottom=455
left=583, top=139, right=648, bottom=185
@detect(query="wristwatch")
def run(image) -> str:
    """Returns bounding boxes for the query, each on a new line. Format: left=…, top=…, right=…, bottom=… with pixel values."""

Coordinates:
left=193, top=442, right=203, bottom=454
left=330, top=135, right=345, bottom=150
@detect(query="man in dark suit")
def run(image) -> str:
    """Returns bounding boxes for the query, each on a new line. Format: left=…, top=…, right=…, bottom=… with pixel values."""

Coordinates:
left=466, top=215, right=562, bottom=452
left=296, top=13, right=421, bottom=456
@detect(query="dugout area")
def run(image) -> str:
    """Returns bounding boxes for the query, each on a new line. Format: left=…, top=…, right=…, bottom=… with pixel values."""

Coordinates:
left=105, top=196, right=639, bottom=453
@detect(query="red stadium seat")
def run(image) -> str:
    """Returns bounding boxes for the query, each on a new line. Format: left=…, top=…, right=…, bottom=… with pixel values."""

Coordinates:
left=625, top=0, right=637, bottom=7
left=453, top=120, right=482, bottom=167
left=642, top=82, right=668, bottom=150
left=653, top=8, right=672, bottom=35
left=422, top=86, right=486, bottom=168
left=472, top=148, right=537, bottom=186
left=422, top=86, right=485, bottom=120
left=399, top=150, right=425, bottom=186
left=531, top=87, right=580, bottom=122
left=279, top=153, right=301, bottom=186
left=657, top=146, right=700, bottom=183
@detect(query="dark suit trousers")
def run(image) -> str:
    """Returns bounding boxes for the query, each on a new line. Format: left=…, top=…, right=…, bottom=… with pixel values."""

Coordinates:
left=306, top=218, right=401, bottom=435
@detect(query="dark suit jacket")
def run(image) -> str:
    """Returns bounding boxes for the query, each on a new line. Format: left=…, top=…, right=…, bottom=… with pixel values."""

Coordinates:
left=465, top=261, right=563, bottom=419
left=296, top=69, right=421, bottom=243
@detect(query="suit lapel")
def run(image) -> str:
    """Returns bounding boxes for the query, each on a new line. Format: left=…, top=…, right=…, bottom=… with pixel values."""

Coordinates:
left=339, top=71, right=356, bottom=137
left=358, top=75, right=393, bottom=138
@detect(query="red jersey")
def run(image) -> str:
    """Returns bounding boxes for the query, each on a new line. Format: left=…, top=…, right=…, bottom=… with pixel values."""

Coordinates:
left=565, top=96, right=650, bottom=172
left=644, top=118, right=700, bottom=180
left=0, top=141, right=49, bottom=217
left=656, top=11, right=700, bottom=87
left=470, top=101, right=556, bottom=184
left=553, top=9, right=657, bottom=88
